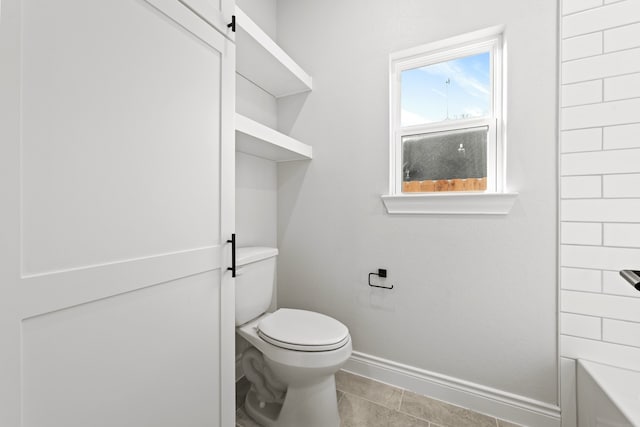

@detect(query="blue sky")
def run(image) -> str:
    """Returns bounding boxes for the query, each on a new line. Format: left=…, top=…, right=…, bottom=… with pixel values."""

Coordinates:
left=401, top=52, right=490, bottom=126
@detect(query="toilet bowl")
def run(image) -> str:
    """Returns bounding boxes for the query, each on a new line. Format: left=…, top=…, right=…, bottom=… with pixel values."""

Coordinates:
left=235, top=247, right=352, bottom=427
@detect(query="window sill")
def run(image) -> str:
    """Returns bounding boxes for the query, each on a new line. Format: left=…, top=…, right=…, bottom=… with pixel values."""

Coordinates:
left=381, top=192, right=518, bottom=215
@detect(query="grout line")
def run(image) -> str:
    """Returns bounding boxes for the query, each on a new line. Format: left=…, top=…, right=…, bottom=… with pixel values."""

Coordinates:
left=339, top=390, right=400, bottom=412
left=396, top=405, right=433, bottom=425
left=562, top=50, right=606, bottom=64
left=562, top=5, right=606, bottom=20
left=562, top=95, right=640, bottom=110
left=562, top=18, right=640, bottom=40
left=561, top=33, right=640, bottom=64
left=561, top=317, right=640, bottom=337
left=563, top=40, right=640, bottom=63
left=600, top=174, right=604, bottom=199
left=562, top=99, right=606, bottom=109
left=560, top=286, right=640, bottom=299
left=560, top=241, right=602, bottom=247
left=398, top=389, right=404, bottom=411
left=561, top=149, right=604, bottom=154
left=602, top=60, right=606, bottom=99
left=561, top=265, right=609, bottom=271
left=563, top=68, right=640, bottom=86
left=564, top=220, right=640, bottom=226
left=601, top=93, right=640, bottom=103
left=562, top=242, right=640, bottom=250
left=400, top=411, right=434, bottom=426
left=561, top=173, right=609, bottom=178
left=561, top=332, right=640, bottom=350
left=561, top=76, right=607, bottom=85
left=561, top=172, right=640, bottom=179
left=565, top=193, right=640, bottom=198
left=562, top=312, right=608, bottom=321
left=562, top=288, right=640, bottom=299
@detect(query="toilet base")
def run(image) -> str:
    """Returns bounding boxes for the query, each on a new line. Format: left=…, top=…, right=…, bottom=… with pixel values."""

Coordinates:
left=244, top=388, right=282, bottom=426
left=244, top=375, right=340, bottom=427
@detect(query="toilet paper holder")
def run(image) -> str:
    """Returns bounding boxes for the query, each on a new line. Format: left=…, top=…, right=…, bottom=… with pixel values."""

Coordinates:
left=619, top=270, right=640, bottom=291
left=369, top=269, right=393, bottom=290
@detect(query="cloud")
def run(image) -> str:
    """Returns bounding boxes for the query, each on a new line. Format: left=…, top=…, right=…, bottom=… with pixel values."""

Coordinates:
left=420, top=61, right=489, bottom=98
left=401, top=108, right=432, bottom=126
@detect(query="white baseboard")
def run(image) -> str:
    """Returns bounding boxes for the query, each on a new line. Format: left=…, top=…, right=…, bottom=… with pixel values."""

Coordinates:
left=344, top=351, right=561, bottom=427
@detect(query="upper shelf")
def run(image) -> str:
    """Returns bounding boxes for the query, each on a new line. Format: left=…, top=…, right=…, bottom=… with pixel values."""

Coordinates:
left=235, top=114, right=312, bottom=162
left=235, top=7, right=313, bottom=98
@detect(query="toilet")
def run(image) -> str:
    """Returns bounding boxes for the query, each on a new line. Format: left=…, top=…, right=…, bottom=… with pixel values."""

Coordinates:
left=235, top=247, right=352, bottom=427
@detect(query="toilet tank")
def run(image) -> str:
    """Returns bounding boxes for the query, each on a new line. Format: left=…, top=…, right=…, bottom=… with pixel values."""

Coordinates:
left=235, top=247, right=278, bottom=326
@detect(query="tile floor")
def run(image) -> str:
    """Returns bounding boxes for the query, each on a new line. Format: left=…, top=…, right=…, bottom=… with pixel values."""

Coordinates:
left=236, top=370, right=524, bottom=427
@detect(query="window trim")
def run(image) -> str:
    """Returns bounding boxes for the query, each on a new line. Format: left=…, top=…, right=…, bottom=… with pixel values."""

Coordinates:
left=381, top=192, right=518, bottom=215
left=388, top=26, right=506, bottom=196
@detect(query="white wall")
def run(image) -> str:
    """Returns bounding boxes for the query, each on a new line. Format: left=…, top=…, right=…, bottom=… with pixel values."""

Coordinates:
left=276, top=0, right=559, bottom=408
left=236, top=151, right=277, bottom=249
left=235, top=0, right=278, bottom=250
left=235, top=0, right=279, bottom=379
left=559, top=1, right=640, bottom=423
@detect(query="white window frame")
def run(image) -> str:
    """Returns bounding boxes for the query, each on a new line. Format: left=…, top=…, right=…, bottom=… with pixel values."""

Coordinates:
left=383, top=26, right=517, bottom=215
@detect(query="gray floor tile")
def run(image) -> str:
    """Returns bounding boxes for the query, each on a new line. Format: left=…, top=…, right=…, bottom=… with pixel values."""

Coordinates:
left=339, top=393, right=396, bottom=427
left=238, top=370, right=507, bottom=427
left=400, top=390, right=497, bottom=427
left=336, top=370, right=403, bottom=410
left=387, top=410, right=431, bottom=427
left=338, top=393, right=430, bottom=427
left=497, top=419, right=525, bottom=427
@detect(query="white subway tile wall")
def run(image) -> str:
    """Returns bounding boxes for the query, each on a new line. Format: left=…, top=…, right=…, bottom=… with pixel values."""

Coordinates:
left=603, top=21, right=640, bottom=51
left=563, top=0, right=602, bottom=16
left=561, top=267, right=602, bottom=292
left=602, top=123, right=640, bottom=149
left=560, top=312, right=602, bottom=339
left=561, top=128, right=602, bottom=153
left=561, top=0, right=640, bottom=372
left=561, top=222, right=602, bottom=245
left=604, top=72, right=640, bottom=100
left=562, top=80, right=602, bottom=107
left=561, top=176, right=602, bottom=198
left=562, top=33, right=603, bottom=61
left=602, top=173, right=640, bottom=197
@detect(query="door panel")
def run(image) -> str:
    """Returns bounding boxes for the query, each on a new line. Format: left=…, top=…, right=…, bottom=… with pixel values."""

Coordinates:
left=0, top=0, right=235, bottom=425
left=19, top=246, right=220, bottom=319
left=178, top=0, right=234, bottom=39
left=23, top=271, right=220, bottom=427
left=21, top=0, right=221, bottom=274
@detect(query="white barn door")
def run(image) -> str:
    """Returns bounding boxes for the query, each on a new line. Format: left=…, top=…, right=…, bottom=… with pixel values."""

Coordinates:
left=0, top=0, right=235, bottom=426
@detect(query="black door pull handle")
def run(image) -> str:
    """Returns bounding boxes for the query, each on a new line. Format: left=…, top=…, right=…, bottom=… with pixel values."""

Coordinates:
left=227, top=233, right=236, bottom=277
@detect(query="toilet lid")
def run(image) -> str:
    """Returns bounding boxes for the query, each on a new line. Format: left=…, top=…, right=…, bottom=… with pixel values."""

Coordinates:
left=257, top=308, right=350, bottom=352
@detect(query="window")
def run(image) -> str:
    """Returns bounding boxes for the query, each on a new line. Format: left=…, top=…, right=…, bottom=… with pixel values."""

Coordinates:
left=389, top=28, right=505, bottom=196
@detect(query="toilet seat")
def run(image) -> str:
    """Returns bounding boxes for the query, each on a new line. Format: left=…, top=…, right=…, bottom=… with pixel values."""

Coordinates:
left=257, top=308, right=349, bottom=352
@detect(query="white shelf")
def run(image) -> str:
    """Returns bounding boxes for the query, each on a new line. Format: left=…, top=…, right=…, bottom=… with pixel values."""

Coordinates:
left=235, top=6, right=312, bottom=98
left=235, top=114, right=312, bottom=162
